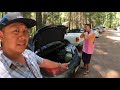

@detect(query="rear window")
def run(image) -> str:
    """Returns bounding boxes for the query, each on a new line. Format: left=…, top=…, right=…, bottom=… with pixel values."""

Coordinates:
left=68, top=29, right=82, bottom=33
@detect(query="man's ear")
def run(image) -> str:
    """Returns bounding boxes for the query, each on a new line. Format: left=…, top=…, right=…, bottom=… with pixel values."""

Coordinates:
left=0, top=30, right=3, bottom=40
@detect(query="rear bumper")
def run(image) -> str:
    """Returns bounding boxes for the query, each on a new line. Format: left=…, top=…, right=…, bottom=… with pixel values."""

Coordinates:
left=43, top=54, right=81, bottom=78
left=73, top=41, right=83, bottom=47
left=95, top=34, right=100, bottom=37
left=76, top=44, right=83, bottom=52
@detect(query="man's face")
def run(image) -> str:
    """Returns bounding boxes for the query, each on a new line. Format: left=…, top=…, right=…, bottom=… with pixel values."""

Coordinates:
left=84, top=25, right=91, bottom=32
left=0, top=22, right=29, bottom=54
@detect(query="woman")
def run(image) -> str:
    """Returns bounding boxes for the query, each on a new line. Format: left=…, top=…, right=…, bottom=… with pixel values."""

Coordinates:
left=80, top=24, right=96, bottom=75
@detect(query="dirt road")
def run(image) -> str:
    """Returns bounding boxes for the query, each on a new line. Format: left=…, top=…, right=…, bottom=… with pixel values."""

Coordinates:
left=75, top=29, right=120, bottom=78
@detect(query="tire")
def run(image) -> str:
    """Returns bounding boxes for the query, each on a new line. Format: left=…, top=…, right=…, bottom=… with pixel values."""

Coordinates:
left=71, top=66, right=80, bottom=78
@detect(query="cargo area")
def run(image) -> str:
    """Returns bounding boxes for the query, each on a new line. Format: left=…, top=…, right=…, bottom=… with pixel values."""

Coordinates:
left=36, top=41, right=74, bottom=63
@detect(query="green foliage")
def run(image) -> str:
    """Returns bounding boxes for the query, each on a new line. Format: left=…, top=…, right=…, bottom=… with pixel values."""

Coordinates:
left=0, top=12, right=119, bottom=35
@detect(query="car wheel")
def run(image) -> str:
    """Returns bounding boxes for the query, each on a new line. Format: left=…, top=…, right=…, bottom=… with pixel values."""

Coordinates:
left=71, top=66, right=80, bottom=78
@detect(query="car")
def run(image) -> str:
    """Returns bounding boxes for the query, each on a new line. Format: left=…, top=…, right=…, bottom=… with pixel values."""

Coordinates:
left=116, top=26, right=120, bottom=31
left=67, top=28, right=84, bottom=33
left=64, top=28, right=84, bottom=51
left=80, top=28, right=84, bottom=33
left=102, top=26, right=106, bottom=31
left=27, top=25, right=81, bottom=78
left=93, top=28, right=100, bottom=38
left=95, top=26, right=102, bottom=33
left=114, top=27, right=117, bottom=30
left=100, top=26, right=106, bottom=32
left=95, top=25, right=105, bottom=33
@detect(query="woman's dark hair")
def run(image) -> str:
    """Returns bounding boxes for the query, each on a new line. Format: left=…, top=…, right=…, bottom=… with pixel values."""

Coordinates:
left=84, top=24, right=91, bottom=29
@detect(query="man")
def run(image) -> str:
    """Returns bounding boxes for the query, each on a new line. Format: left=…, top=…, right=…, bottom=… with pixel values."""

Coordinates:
left=80, top=24, right=95, bottom=75
left=0, top=12, right=68, bottom=78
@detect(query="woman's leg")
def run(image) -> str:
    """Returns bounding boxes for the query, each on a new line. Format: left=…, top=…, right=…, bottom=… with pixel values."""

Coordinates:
left=86, top=54, right=91, bottom=72
left=84, top=64, right=90, bottom=75
left=86, top=64, right=90, bottom=72
left=84, top=63, right=87, bottom=69
left=84, top=55, right=91, bottom=75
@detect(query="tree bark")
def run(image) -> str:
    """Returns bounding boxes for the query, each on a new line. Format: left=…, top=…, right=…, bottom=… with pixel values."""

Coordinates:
left=68, top=12, right=71, bottom=30
left=36, top=12, right=42, bottom=30
left=43, top=12, right=47, bottom=26
left=51, top=12, right=54, bottom=25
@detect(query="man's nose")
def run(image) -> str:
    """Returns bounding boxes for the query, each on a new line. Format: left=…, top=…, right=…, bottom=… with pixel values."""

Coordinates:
left=19, top=33, right=26, bottom=40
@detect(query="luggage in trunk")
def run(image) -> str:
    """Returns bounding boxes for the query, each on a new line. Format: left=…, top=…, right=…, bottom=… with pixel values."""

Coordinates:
left=36, top=41, right=73, bottom=63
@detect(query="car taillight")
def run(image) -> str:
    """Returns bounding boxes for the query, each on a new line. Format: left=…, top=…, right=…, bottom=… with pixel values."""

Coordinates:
left=76, top=37, right=80, bottom=42
left=43, top=67, right=66, bottom=76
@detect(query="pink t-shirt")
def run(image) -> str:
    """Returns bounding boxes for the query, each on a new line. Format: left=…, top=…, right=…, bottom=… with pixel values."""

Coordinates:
left=82, top=30, right=95, bottom=54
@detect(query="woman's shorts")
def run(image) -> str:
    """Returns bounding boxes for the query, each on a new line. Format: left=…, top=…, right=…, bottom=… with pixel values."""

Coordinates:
left=82, top=52, right=92, bottom=64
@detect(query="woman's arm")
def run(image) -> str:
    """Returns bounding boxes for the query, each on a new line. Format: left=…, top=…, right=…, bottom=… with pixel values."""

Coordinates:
left=84, top=32, right=95, bottom=39
left=80, top=32, right=85, bottom=38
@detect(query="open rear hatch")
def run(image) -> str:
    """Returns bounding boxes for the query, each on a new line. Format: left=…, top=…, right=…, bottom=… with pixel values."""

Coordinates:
left=33, top=25, right=68, bottom=51
left=33, top=25, right=72, bottom=76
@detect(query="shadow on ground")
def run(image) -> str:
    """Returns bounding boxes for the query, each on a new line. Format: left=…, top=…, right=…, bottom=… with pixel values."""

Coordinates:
left=91, top=29, right=120, bottom=78
left=74, top=29, right=120, bottom=78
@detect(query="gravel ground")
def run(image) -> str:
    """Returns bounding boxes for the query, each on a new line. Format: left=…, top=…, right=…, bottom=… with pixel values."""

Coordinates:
left=74, top=29, right=120, bottom=78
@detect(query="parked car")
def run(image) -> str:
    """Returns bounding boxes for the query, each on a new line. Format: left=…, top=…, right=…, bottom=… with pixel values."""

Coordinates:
left=79, top=28, right=84, bottom=33
left=95, top=25, right=105, bottom=33
left=67, top=28, right=84, bottom=33
left=114, top=27, right=117, bottom=30
left=64, top=28, right=84, bottom=51
left=27, top=25, right=81, bottom=78
left=93, top=28, right=100, bottom=38
left=116, top=26, right=120, bottom=31
left=101, top=26, right=106, bottom=32
left=95, top=27, right=102, bottom=33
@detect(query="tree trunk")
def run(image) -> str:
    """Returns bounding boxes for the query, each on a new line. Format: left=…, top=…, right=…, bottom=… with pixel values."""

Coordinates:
left=109, top=13, right=112, bottom=28
left=59, top=12, right=62, bottom=24
left=75, top=12, right=79, bottom=29
left=83, top=12, right=86, bottom=24
left=79, top=12, right=82, bottom=28
left=1, top=12, right=4, bottom=17
left=22, top=12, right=29, bottom=18
left=43, top=12, right=47, bottom=26
left=72, top=13, right=74, bottom=29
left=2, top=12, right=7, bottom=17
left=51, top=12, right=54, bottom=25
left=89, top=17, right=93, bottom=28
left=36, top=12, right=42, bottom=30
left=59, top=17, right=62, bottom=24
left=68, top=12, right=71, bottom=30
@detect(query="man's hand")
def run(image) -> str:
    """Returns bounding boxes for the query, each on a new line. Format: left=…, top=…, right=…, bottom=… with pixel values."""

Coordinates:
left=60, top=63, right=69, bottom=69
left=40, top=59, right=69, bottom=69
